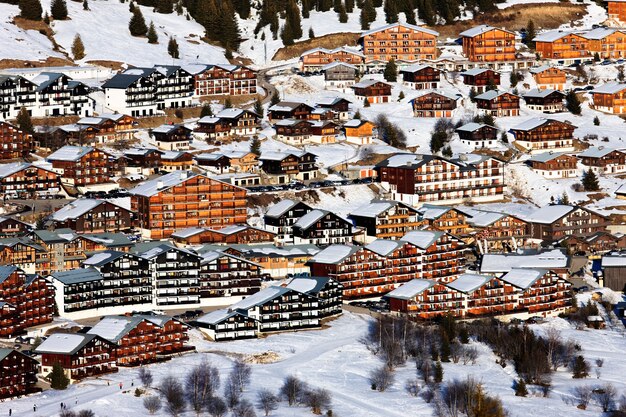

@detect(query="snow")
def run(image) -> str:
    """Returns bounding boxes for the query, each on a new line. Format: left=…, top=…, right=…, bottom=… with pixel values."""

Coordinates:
left=49, top=199, right=102, bottom=221
left=524, top=205, right=574, bottom=224
left=0, top=162, right=31, bottom=179
left=34, top=333, right=94, bottom=355
left=195, top=309, right=239, bottom=325
left=601, top=254, right=626, bottom=267
left=293, top=209, right=326, bottom=230
left=349, top=200, right=394, bottom=218
left=365, top=239, right=402, bottom=256
left=129, top=171, right=195, bottom=197
left=386, top=279, right=435, bottom=299
left=229, top=286, right=288, bottom=311
left=87, top=316, right=143, bottom=343
left=82, top=252, right=114, bottom=266
left=309, top=245, right=357, bottom=264
left=481, top=249, right=569, bottom=273
left=447, top=273, right=492, bottom=293
left=500, top=268, right=546, bottom=289
left=47, top=146, right=93, bottom=162
left=401, top=230, right=442, bottom=249
left=285, top=277, right=328, bottom=294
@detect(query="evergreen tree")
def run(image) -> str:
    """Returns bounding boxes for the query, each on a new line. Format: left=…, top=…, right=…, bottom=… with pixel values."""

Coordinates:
left=593, top=115, right=600, bottom=126
left=458, top=327, right=469, bottom=344
left=301, top=0, right=311, bottom=18
left=433, top=361, right=443, bottom=383
left=360, top=0, right=375, bottom=30
left=558, top=191, right=570, bottom=205
left=147, top=21, right=158, bottom=43
left=19, top=0, right=43, bottom=21
left=363, top=97, right=370, bottom=107
left=50, top=0, right=68, bottom=20
left=15, top=107, right=33, bottom=134
left=43, top=11, right=49, bottom=24
left=281, top=0, right=302, bottom=45
left=82, top=0, right=88, bottom=10
left=353, top=110, right=361, bottom=119
left=345, top=0, right=354, bottom=12
left=220, top=0, right=241, bottom=51
left=338, top=3, right=348, bottom=23
left=224, top=97, right=233, bottom=109
left=525, top=19, right=536, bottom=48
left=50, top=362, right=69, bottom=390
left=129, top=7, right=148, bottom=36
left=566, top=90, right=582, bottom=115
left=167, top=36, right=179, bottom=58
left=309, top=27, right=315, bottom=39
left=232, top=0, right=250, bottom=19
left=582, top=169, right=600, bottom=191
left=442, top=145, right=452, bottom=157
left=333, top=0, right=341, bottom=12
left=175, top=0, right=183, bottom=15
left=398, top=91, right=404, bottom=101
left=155, top=0, right=173, bottom=14
left=594, top=52, right=601, bottom=62
left=383, top=0, right=398, bottom=23
left=572, top=356, right=590, bottom=378
left=509, top=71, right=519, bottom=87
left=200, top=103, right=213, bottom=117
left=254, top=97, right=264, bottom=118
left=250, top=136, right=261, bottom=156
left=440, top=334, right=451, bottom=362
left=383, top=59, right=397, bottom=82
left=515, top=379, right=528, bottom=397
left=469, top=87, right=477, bottom=102
left=270, top=91, right=280, bottom=106
left=71, top=34, right=85, bottom=60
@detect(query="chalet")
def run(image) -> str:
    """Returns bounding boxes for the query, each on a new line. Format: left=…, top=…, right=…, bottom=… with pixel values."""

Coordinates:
left=617, top=183, right=626, bottom=200
left=0, top=75, right=38, bottom=120
left=591, top=82, right=626, bottom=114
left=461, top=68, right=501, bottom=93
left=0, top=301, right=19, bottom=338
left=195, top=108, right=260, bottom=141
left=275, top=119, right=313, bottom=145
left=190, top=64, right=257, bottom=96
left=151, top=124, right=192, bottom=151
left=447, top=273, right=517, bottom=317
left=193, top=309, right=257, bottom=341
left=315, top=97, right=351, bottom=121
left=601, top=253, right=626, bottom=292
left=292, top=209, right=354, bottom=246
left=299, top=46, right=366, bottom=72
left=0, top=162, right=60, bottom=199
left=259, top=151, right=318, bottom=183
left=522, top=89, right=566, bottom=113
left=198, top=250, right=261, bottom=298
left=534, top=28, right=626, bottom=63
left=464, top=209, right=529, bottom=253
left=411, top=91, right=459, bottom=118
left=343, top=119, right=376, bottom=145
left=212, top=172, right=261, bottom=188
left=45, top=123, right=99, bottom=146
left=195, top=151, right=257, bottom=174
left=309, top=120, right=339, bottom=144
left=417, top=204, right=471, bottom=236
left=264, top=199, right=314, bottom=243
left=479, top=249, right=570, bottom=278
left=217, top=243, right=319, bottom=278
left=526, top=152, right=579, bottom=178
left=0, top=237, right=43, bottom=274
left=475, top=90, right=520, bottom=117
left=172, top=224, right=275, bottom=246
left=525, top=205, right=610, bottom=243
left=0, top=216, right=31, bottom=237
left=559, top=232, right=626, bottom=255
left=351, top=79, right=392, bottom=104
left=402, top=230, right=466, bottom=283
left=400, top=65, right=441, bottom=89
left=348, top=199, right=421, bottom=242
left=123, top=148, right=163, bottom=175
left=76, top=113, right=137, bottom=142
left=130, top=171, right=247, bottom=240
left=0, top=349, right=39, bottom=399
left=459, top=25, right=516, bottom=63
left=286, top=276, right=343, bottom=318
left=455, top=123, right=499, bottom=149
left=376, top=153, right=506, bottom=206
left=48, top=199, right=133, bottom=233
left=322, top=62, right=358, bottom=93
left=268, top=102, right=315, bottom=123
left=509, top=118, right=576, bottom=153
left=0, top=121, right=32, bottom=160
left=358, top=23, right=439, bottom=64
left=35, top=333, right=117, bottom=383
left=608, top=0, right=626, bottom=23
left=160, top=151, right=194, bottom=172
left=529, top=66, right=566, bottom=90
left=499, top=268, right=571, bottom=316
left=578, top=146, right=626, bottom=174
left=31, top=72, right=93, bottom=117
left=46, top=145, right=111, bottom=187
left=386, top=279, right=465, bottom=319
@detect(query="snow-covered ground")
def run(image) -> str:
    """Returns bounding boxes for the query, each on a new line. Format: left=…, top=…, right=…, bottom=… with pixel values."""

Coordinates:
left=1, top=309, right=625, bottom=417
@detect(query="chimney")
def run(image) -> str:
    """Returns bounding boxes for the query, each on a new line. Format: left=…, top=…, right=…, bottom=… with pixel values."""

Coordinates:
left=180, top=171, right=188, bottom=181
left=598, top=145, right=604, bottom=150
left=157, top=180, right=164, bottom=189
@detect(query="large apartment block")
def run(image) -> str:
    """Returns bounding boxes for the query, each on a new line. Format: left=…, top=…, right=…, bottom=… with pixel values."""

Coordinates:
left=359, top=23, right=439, bottom=64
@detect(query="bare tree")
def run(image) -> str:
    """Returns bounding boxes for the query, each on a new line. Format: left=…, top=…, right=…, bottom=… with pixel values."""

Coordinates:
left=225, top=377, right=241, bottom=409
left=160, top=376, right=186, bottom=417
left=571, top=385, right=592, bottom=409
left=143, top=396, right=162, bottom=415
left=186, top=361, right=221, bottom=415
left=594, top=383, right=617, bottom=412
left=461, top=346, right=479, bottom=365
left=280, top=375, right=307, bottom=406
left=450, top=343, right=463, bottom=364
left=205, top=396, right=227, bottom=417
left=369, top=366, right=395, bottom=392
left=139, top=367, right=154, bottom=388
left=230, top=359, right=252, bottom=392
left=595, top=358, right=604, bottom=368
left=405, top=379, right=420, bottom=397
left=232, top=399, right=257, bottom=417
left=538, top=376, right=552, bottom=398
left=419, top=360, right=434, bottom=384
left=256, top=389, right=279, bottom=416
left=420, top=387, right=435, bottom=403
left=303, top=388, right=332, bottom=415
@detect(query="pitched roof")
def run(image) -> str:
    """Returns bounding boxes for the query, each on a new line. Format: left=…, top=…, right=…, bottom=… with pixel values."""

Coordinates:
left=461, top=67, right=495, bottom=76
left=361, top=22, right=438, bottom=37
left=49, top=199, right=106, bottom=221
left=87, top=316, right=146, bottom=343
left=527, top=151, right=573, bottom=163
left=455, top=122, right=491, bottom=133
left=129, top=171, right=197, bottom=197
left=195, top=309, right=250, bottom=326
left=47, top=146, right=95, bottom=162
left=0, top=265, right=18, bottom=284
left=309, top=244, right=359, bottom=264
left=480, top=249, right=568, bottom=273
left=524, top=204, right=575, bottom=223
left=0, top=162, right=32, bottom=179
left=522, top=88, right=564, bottom=99
left=51, top=267, right=103, bottom=285
left=265, top=199, right=306, bottom=218
left=352, top=78, right=390, bottom=88
left=349, top=200, right=398, bottom=218
left=365, top=239, right=403, bottom=256
left=35, top=333, right=100, bottom=355
left=321, top=62, right=358, bottom=71
left=293, top=209, right=329, bottom=230
left=460, top=25, right=514, bottom=37
left=579, top=146, right=624, bottom=159
left=82, top=250, right=128, bottom=267
left=229, top=286, right=293, bottom=310
left=286, top=276, right=333, bottom=294
left=474, top=90, right=516, bottom=101
left=385, top=279, right=436, bottom=299
left=401, top=230, right=443, bottom=249
left=510, top=118, right=558, bottom=132
left=500, top=268, right=547, bottom=289
left=446, top=273, right=492, bottom=293
left=102, top=73, right=145, bottom=89
left=592, top=82, right=626, bottom=94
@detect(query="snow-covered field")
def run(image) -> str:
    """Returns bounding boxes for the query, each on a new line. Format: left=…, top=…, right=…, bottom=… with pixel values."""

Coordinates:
left=1, top=309, right=624, bottom=417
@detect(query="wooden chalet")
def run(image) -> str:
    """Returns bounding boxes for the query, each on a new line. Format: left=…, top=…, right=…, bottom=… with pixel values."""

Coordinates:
left=465, top=210, right=529, bottom=253
left=500, top=269, right=571, bottom=315
left=359, top=23, right=439, bottom=64
left=48, top=199, right=133, bottom=233
left=76, top=113, right=137, bottom=142
left=35, top=333, right=117, bottom=383
left=459, top=25, right=516, bottom=62
left=172, top=224, right=275, bottom=246
left=195, top=151, right=257, bottom=174
left=151, top=124, right=192, bottom=151
left=455, top=122, right=499, bottom=149
left=474, top=90, right=520, bottom=117
left=343, top=119, right=376, bottom=145
left=386, top=279, right=465, bottom=319
left=322, top=62, right=358, bottom=93
left=534, top=28, right=626, bottom=62
left=348, top=199, right=421, bottom=242
left=191, top=64, right=257, bottom=97
left=529, top=66, right=566, bottom=90
left=480, top=249, right=570, bottom=279
left=0, top=301, right=20, bottom=338
left=560, top=232, right=626, bottom=255
left=0, top=162, right=60, bottom=199
left=525, top=205, right=610, bottom=243
left=264, top=199, right=314, bottom=243
left=608, top=0, right=626, bottom=22
left=195, top=108, right=260, bottom=141
left=601, top=254, right=626, bottom=292
left=292, top=209, right=353, bottom=246
left=198, top=250, right=261, bottom=298
left=0, top=348, right=39, bottom=399
left=221, top=243, right=319, bottom=279
left=400, top=64, right=441, bottom=89
left=275, top=119, right=313, bottom=145
left=509, top=118, right=575, bottom=153
left=0, top=237, right=42, bottom=274
left=0, top=216, right=31, bottom=237
left=461, top=68, right=501, bottom=93
left=130, top=171, right=247, bottom=240
left=417, top=204, right=471, bottom=236
left=259, top=151, right=318, bottom=183
left=591, top=82, right=626, bottom=114
left=526, top=152, right=579, bottom=179
left=447, top=273, right=517, bottom=317
left=522, top=89, right=566, bottom=113
left=22, top=273, right=55, bottom=328
left=268, top=102, right=315, bottom=123
left=351, top=79, right=392, bottom=104
left=299, top=46, right=365, bottom=72
left=411, top=91, right=459, bottom=118
left=160, top=151, right=194, bottom=172
left=123, top=148, right=163, bottom=176
left=0, top=121, right=32, bottom=160
left=309, top=120, right=339, bottom=144
left=46, top=146, right=111, bottom=187
left=314, top=97, right=352, bottom=122
left=578, top=146, right=626, bottom=174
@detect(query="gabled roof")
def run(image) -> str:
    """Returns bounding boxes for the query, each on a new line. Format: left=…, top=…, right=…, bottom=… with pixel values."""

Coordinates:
left=461, top=67, right=496, bottom=76
left=293, top=209, right=329, bottom=230
left=578, top=146, right=624, bottom=159
left=31, top=72, right=64, bottom=91
left=524, top=204, right=575, bottom=224
left=51, top=267, right=103, bottom=285
left=401, top=230, right=443, bottom=249
left=82, top=250, right=129, bottom=267
left=500, top=268, right=547, bottom=289
left=35, top=333, right=101, bottom=355
left=365, top=239, right=403, bottom=256
left=417, top=204, right=455, bottom=220
left=129, top=171, right=198, bottom=197
left=321, top=62, right=358, bottom=71
left=136, top=243, right=197, bottom=260
left=522, top=88, right=565, bottom=99
left=33, top=228, right=77, bottom=243
left=268, top=101, right=314, bottom=112
left=315, top=96, right=352, bottom=107
left=400, top=64, right=438, bottom=73
left=0, top=265, right=18, bottom=284
left=195, top=309, right=252, bottom=326
left=50, top=199, right=125, bottom=222
left=102, top=73, right=145, bottom=89
left=286, top=276, right=334, bottom=294
left=592, top=82, right=626, bottom=95
left=87, top=315, right=147, bottom=343
left=47, top=145, right=95, bottom=162
left=343, top=119, right=374, bottom=128
left=455, top=122, right=492, bottom=133
left=447, top=273, right=492, bottom=293
left=480, top=249, right=568, bottom=273
left=309, top=244, right=360, bottom=264
left=474, top=90, right=517, bottom=101
left=259, top=150, right=311, bottom=161
left=529, top=65, right=561, bottom=74
left=302, top=46, right=365, bottom=58
left=460, top=25, right=514, bottom=38
left=152, top=124, right=191, bottom=135
left=533, top=30, right=577, bottom=43
left=352, top=78, right=391, bottom=89
left=527, top=151, right=573, bottom=163
left=0, top=162, right=32, bottom=179
left=229, top=286, right=294, bottom=310
left=602, top=254, right=626, bottom=268
left=510, top=117, right=571, bottom=132
left=265, top=199, right=310, bottom=218
left=385, top=279, right=436, bottom=300
left=360, top=22, right=439, bottom=38
left=465, top=210, right=508, bottom=227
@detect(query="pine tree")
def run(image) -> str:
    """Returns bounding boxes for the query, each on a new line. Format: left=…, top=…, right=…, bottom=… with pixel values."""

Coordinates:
left=200, top=103, right=213, bottom=117
left=582, top=169, right=600, bottom=191
left=398, top=91, right=404, bottom=101
left=354, top=110, right=361, bottom=119
left=250, top=136, right=261, bottom=156
left=224, top=97, right=233, bottom=109
left=360, top=0, right=375, bottom=30
left=82, top=0, right=88, bottom=10
left=558, top=191, right=570, bottom=205
left=232, top=0, right=250, bottom=18
left=270, top=91, right=280, bottom=106
left=254, top=97, right=264, bottom=118
left=50, top=362, right=69, bottom=390
left=301, top=0, right=311, bottom=18
left=572, top=356, right=590, bottom=378
left=566, top=90, right=582, bottom=115
left=440, top=334, right=451, bottom=362
left=593, top=115, right=600, bottom=126
left=19, top=0, right=43, bottom=21
left=363, top=97, right=370, bottom=107
left=434, top=361, right=443, bottom=383
left=147, top=21, right=158, bottom=44
left=469, top=87, right=477, bottom=102
left=220, top=0, right=241, bottom=51
left=167, top=36, right=179, bottom=58
left=384, top=59, right=397, bottom=82
left=281, top=0, right=302, bottom=45
left=383, top=0, right=398, bottom=24
left=515, top=379, right=528, bottom=397
left=15, top=107, right=33, bottom=134
left=71, top=34, right=85, bottom=60
left=345, top=0, right=354, bottom=12
left=309, top=27, right=315, bottom=39
left=43, top=11, right=49, bottom=23
left=175, top=0, right=183, bottom=15
left=50, top=0, right=67, bottom=20
left=156, top=0, right=173, bottom=14
left=525, top=19, right=536, bottom=48
left=338, top=3, right=348, bottom=23
left=129, top=7, right=148, bottom=37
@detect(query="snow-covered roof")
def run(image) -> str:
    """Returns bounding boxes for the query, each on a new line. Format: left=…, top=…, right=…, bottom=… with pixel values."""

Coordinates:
left=259, top=151, right=305, bottom=161
left=0, top=266, right=17, bottom=284
left=51, top=267, right=103, bottom=285
left=474, top=90, right=514, bottom=101
left=602, top=254, right=626, bottom=267
left=315, top=96, right=351, bottom=106
left=524, top=204, right=574, bottom=223
left=269, top=101, right=312, bottom=112
left=82, top=250, right=126, bottom=267
left=349, top=200, right=396, bottom=218
left=216, top=108, right=246, bottom=119
left=302, top=46, right=365, bottom=58
left=417, top=204, right=452, bottom=220
left=275, top=118, right=312, bottom=127
left=533, top=30, right=574, bottom=43
left=229, top=286, right=292, bottom=310
left=522, top=88, right=564, bottom=98
left=401, top=230, right=442, bottom=249
left=456, top=122, right=490, bottom=133
left=480, top=249, right=568, bottom=273
left=616, top=183, right=626, bottom=196
left=360, top=22, right=438, bottom=37
left=265, top=199, right=302, bottom=218
left=592, top=82, right=626, bottom=95
left=35, top=333, right=99, bottom=355
left=460, top=25, right=513, bottom=37
left=529, top=65, right=558, bottom=74
left=88, top=316, right=145, bottom=343
left=582, top=27, right=621, bottom=40
left=0, top=162, right=32, bottom=179
left=461, top=67, right=494, bottom=76
left=366, top=239, right=403, bottom=256
left=510, top=117, right=550, bottom=132
left=171, top=227, right=206, bottom=239
left=528, top=151, right=572, bottom=163
left=152, top=124, right=189, bottom=134
left=47, top=145, right=94, bottom=162
left=321, top=62, right=358, bottom=71
left=385, top=279, right=436, bottom=300
left=293, top=209, right=328, bottom=230
left=50, top=199, right=107, bottom=221
left=578, top=146, right=624, bottom=159
left=129, top=171, right=198, bottom=197
left=310, top=245, right=359, bottom=264
left=466, top=210, right=507, bottom=227
left=286, top=277, right=332, bottom=294
left=195, top=309, right=247, bottom=325
left=447, top=273, right=492, bottom=293
left=352, top=78, right=389, bottom=88
left=343, top=119, right=373, bottom=128
left=500, top=268, right=546, bottom=289
left=400, top=64, right=436, bottom=73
